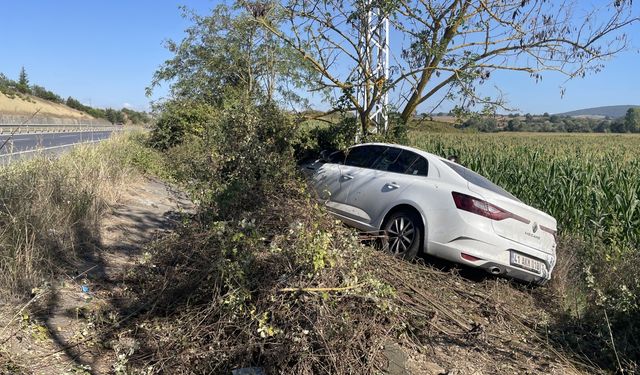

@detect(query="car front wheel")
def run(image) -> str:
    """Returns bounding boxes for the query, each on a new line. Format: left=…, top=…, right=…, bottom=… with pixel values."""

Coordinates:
left=382, top=211, right=422, bottom=260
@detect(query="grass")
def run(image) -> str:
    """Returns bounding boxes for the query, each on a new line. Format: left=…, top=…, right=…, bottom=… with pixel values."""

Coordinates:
left=0, top=131, right=166, bottom=301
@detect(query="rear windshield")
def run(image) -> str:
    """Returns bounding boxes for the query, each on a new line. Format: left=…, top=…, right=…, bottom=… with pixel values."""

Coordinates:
left=442, top=160, right=520, bottom=202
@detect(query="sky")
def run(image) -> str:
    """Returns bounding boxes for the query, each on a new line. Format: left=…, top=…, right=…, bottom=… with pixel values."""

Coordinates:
left=0, top=0, right=213, bottom=111
left=0, top=1, right=638, bottom=114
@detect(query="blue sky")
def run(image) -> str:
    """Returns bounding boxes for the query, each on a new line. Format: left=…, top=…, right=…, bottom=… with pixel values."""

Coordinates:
left=0, top=1, right=638, bottom=114
left=0, top=0, right=212, bottom=111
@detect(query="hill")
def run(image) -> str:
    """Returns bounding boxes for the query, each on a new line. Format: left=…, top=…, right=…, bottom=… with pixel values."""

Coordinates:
left=0, top=91, right=94, bottom=120
left=556, top=105, right=639, bottom=118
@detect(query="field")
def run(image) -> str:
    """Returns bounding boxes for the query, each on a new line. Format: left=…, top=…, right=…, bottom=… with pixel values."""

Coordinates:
left=408, top=131, right=640, bottom=255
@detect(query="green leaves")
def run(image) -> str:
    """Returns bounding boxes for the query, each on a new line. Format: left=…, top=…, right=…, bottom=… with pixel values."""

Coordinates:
left=148, top=3, right=313, bottom=106
left=149, top=100, right=216, bottom=150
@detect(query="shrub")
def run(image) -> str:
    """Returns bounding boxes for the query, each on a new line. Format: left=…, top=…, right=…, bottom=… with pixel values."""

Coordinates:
left=293, top=117, right=358, bottom=161
left=209, top=100, right=297, bottom=218
left=149, top=101, right=216, bottom=150
left=158, top=98, right=297, bottom=219
left=30, top=85, right=63, bottom=103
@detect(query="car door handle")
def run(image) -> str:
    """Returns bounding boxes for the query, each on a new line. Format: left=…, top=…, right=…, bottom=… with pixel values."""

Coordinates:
left=386, top=182, right=400, bottom=189
left=341, top=174, right=354, bottom=180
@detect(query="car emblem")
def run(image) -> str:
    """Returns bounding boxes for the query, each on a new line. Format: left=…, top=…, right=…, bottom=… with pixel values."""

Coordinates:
left=532, top=222, right=538, bottom=233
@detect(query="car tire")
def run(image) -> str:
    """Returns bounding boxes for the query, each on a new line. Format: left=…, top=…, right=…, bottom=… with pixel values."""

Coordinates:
left=382, top=211, right=422, bottom=260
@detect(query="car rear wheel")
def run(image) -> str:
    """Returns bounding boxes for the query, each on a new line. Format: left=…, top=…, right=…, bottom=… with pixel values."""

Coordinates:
left=382, top=211, right=422, bottom=260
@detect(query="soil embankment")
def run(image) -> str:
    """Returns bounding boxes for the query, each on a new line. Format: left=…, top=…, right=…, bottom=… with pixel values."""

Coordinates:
left=0, top=92, right=110, bottom=125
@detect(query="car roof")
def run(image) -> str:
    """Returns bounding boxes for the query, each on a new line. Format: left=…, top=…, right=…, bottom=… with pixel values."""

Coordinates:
left=352, top=142, right=447, bottom=163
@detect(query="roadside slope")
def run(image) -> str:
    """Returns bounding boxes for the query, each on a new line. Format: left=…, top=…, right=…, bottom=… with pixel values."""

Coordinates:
left=0, top=92, right=96, bottom=122
left=1, top=178, right=194, bottom=374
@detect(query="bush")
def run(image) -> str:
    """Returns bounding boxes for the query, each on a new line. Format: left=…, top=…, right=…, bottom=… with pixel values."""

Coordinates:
left=293, top=114, right=409, bottom=162
left=106, top=179, right=397, bottom=373
left=149, top=101, right=216, bottom=150
left=157, top=98, right=296, bottom=219
left=30, top=85, right=63, bottom=103
left=209, top=100, right=297, bottom=218
left=293, top=117, right=358, bottom=162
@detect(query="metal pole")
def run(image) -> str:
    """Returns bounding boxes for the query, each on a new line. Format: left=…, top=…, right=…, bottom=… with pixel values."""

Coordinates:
left=356, top=0, right=389, bottom=138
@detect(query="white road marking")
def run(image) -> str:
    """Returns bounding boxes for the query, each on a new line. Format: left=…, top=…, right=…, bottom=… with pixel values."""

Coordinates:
left=1, top=140, right=104, bottom=156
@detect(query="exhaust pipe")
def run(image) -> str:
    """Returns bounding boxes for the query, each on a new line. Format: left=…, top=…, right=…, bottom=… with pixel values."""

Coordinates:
left=489, top=266, right=502, bottom=275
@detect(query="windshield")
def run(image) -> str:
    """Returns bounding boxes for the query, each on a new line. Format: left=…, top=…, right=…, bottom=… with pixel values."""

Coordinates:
left=442, top=160, right=520, bottom=202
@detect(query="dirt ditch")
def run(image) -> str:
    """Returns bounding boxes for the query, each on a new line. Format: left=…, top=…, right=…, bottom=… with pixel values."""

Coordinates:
left=0, top=178, right=194, bottom=374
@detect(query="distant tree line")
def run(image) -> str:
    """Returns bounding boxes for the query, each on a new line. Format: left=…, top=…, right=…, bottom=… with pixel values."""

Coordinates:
left=459, top=109, right=640, bottom=133
left=0, top=67, right=151, bottom=125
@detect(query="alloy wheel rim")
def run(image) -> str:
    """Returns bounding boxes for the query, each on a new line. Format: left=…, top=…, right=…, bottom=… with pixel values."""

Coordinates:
left=386, top=216, right=415, bottom=255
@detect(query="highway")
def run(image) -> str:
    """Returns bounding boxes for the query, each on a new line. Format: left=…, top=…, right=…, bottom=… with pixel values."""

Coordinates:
left=0, top=130, right=116, bottom=158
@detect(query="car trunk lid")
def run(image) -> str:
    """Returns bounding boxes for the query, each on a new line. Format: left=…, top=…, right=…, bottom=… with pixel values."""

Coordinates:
left=468, top=183, right=557, bottom=254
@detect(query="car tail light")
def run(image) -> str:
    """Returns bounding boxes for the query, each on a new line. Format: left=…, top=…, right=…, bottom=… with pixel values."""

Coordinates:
left=461, top=253, right=482, bottom=262
left=452, top=192, right=530, bottom=223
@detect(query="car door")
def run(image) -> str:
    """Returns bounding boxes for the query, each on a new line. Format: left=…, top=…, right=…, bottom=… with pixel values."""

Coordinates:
left=312, top=146, right=378, bottom=217
left=311, top=150, right=346, bottom=202
left=323, top=145, right=385, bottom=219
left=346, top=147, right=429, bottom=226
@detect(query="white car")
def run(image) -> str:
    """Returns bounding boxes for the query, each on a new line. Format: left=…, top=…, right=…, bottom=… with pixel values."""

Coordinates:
left=308, top=143, right=557, bottom=284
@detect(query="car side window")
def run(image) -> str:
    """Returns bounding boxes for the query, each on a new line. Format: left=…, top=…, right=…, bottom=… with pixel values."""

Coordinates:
left=389, top=150, right=419, bottom=174
left=406, top=156, right=429, bottom=176
left=328, top=150, right=346, bottom=164
left=370, top=147, right=402, bottom=171
left=345, top=145, right=384, bottom=168
left=371, top=148, right=429, bottom=176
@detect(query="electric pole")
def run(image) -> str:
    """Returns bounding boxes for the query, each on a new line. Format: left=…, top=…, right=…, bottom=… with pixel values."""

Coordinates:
left=356, top=0, right=389, bottom=136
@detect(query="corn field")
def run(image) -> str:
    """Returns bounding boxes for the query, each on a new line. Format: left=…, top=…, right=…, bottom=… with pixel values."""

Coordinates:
left=409, top=132, right=640, bottom=254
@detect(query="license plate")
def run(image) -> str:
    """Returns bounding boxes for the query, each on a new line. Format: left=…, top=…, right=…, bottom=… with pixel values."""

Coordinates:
left=510, top=251, right=544, bottom=274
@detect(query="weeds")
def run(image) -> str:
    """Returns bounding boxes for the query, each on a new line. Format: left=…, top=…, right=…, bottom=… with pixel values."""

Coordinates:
left=90, top=104, right=590, bottom=374
left=0, top=132, right=164, bottom=301
left=410, top=132, right=640, bottom=372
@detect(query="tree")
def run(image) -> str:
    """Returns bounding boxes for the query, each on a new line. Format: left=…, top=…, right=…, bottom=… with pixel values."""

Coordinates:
left=66, top=96, right=83, bottom=110
left=122, top=108, right=151, bottom=124
left=507, top=118, right=522, bottom=131
left=17, top=66, right=30, bottom=94
left=31, top=85, right=63, bottom=103
left=594, top=120, right=610, bottom=133
left=611, top=120, right=626, bottom=133
left=262, top=0, right=638, bottom=134
left=148, top=3, right=312, bottom=107
left=105, top=108, right=120, bottom=124
left=624, top=107, right=640, bottom=133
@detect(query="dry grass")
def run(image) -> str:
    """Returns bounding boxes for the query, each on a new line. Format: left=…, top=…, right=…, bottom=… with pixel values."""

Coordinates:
left=548, top=236, right=585, bottom=314
left=85, top=177, right=593, bottom=374
left=0, top=133, right=160, bottom=302
left=0, top=91, right=91, bottom=119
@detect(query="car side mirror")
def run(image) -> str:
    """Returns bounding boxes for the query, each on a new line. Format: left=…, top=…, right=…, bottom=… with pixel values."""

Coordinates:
left=319, top=149, right=332, bottom=162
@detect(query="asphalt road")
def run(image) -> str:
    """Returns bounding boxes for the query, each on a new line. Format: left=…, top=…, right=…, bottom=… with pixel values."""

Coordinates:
left=0, top=130, right=115, bottom=156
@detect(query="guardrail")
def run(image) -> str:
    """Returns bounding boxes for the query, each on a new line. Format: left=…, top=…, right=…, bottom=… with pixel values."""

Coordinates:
left=0, top=124, right=121, bottom=134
